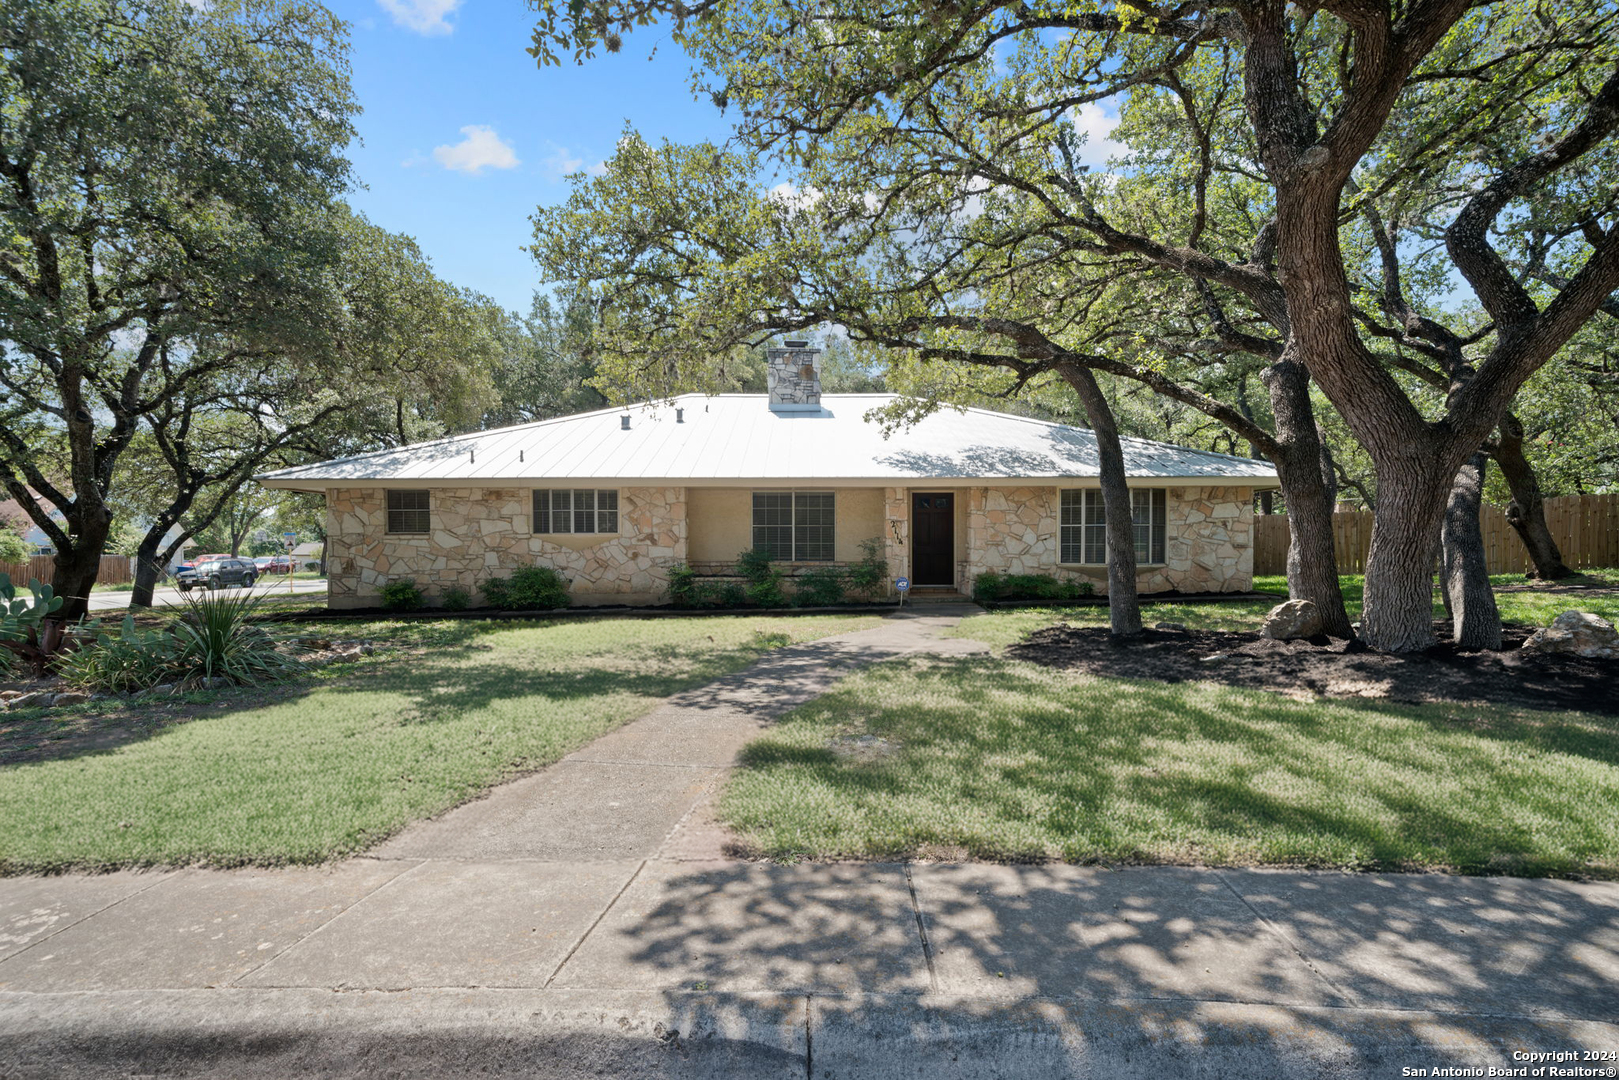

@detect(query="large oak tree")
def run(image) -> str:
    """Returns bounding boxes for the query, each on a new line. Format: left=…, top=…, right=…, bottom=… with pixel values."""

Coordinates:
left=529, top=0, right=1619, bottom=651
left=0, top=0, right=356, bottom=620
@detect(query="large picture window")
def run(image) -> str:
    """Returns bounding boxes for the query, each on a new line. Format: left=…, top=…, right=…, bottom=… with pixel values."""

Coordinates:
left=386, top=489, right=430, bottom=535
left=752, top=491, right=835, bottom=561
left=533, top=489, right=619, bottom=534
left=1060, top=488, right=1166, bottom=565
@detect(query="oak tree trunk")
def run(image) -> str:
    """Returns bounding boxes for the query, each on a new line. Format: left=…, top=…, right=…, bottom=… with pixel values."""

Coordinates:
left=129, top=535, right=169, bottom=609
left=1060, top=364, right=1142, bottom=637
left=1359, top=451, right=1452, bottom=653
left=1441, top=452, right=1503, bottom=649
left=1493, top=413, right=1572, bottom=579
left=1263, top=358, right=1353, bottom=637
left=49, top=516, right=111, bottom=625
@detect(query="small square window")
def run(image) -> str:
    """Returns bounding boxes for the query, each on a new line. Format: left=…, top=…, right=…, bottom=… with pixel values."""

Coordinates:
left=386, top=490, right=430, bottom=534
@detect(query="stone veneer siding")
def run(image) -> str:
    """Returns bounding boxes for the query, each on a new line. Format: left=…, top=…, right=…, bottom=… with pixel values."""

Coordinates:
left=322, top=483, right=1252, bottom=609
left=325, top=487, right=686, bottom=609
left=962, top=485, right=1254, bottom=594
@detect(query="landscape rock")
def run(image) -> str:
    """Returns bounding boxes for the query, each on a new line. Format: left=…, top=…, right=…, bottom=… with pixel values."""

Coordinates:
left=1259, top=599, right=1324, bottom=641
left=140, top=683, right=178, bottom=698
left=50, top=691, right=90, bottom=707
left=200, top=677, right=233, bottom=690
left=1520, top=611, right=1619, bottom=659
left=7, top=691, right=50, bottom=709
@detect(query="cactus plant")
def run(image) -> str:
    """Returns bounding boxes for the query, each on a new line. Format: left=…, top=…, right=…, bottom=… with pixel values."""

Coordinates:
left=0, top=573, right=69, bottom=677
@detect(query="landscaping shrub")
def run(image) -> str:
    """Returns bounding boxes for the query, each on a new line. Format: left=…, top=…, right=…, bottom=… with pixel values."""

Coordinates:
left=380, top=578, right=424, bottom=611
left=481, top=566, right=570, bottom=610
left=973, top=572, right=1095, bottom=603
left=738, top=548, right=787, bottom=608
left=174, top=591, right=302, bottom=685
left=441, top=586, right=471, bottom=612
left=57, top=615, right=181, bottom=693
left=668, top=563, right=700, bottom=606
left=793, top=566, right=848, bottom=607
left=847, top=537, right=890, bottom=598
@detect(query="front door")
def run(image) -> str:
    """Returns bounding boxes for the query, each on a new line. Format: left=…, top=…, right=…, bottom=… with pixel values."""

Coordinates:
left=911, top=492, right=954, bottom=586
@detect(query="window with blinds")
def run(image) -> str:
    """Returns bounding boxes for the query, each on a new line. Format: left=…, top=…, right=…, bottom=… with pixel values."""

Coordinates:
left=751, top=491, right=835, bottom=561
left=532, top=489, right=620, bottom=534
left=386, top=489, right=430, bottom=534
left=1060, top=488, right=1167, bottom=565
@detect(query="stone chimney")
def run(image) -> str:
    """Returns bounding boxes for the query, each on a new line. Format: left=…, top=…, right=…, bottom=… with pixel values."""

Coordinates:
left=766, top=339, right=821, bottom=412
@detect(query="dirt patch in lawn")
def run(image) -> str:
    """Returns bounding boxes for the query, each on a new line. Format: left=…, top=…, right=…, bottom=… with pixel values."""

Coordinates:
left=1008, top=622, right=1618, bottom=714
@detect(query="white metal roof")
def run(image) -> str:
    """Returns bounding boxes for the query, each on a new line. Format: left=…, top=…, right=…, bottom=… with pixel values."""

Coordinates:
left=257, top=394, right=1280, bottom=490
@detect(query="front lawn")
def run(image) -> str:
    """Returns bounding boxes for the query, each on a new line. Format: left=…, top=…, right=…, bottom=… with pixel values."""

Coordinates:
left=719, top=654, right=1619, bottom=877
left=722, top=572, right=1619, bottom=877
left=0, top=613, right=878, bottom=873
left=951, top=570, right=1619, bottom=649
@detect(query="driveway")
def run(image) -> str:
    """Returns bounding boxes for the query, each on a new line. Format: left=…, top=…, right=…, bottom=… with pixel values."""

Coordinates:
left=87, top=577, right=327, bottom=611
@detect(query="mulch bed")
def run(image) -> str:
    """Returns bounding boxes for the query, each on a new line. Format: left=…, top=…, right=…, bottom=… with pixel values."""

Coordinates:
left=1008, top=622, right=1618, bottom=714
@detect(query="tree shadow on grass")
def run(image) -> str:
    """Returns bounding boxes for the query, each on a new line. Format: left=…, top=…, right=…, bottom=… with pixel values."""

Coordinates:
left=725, top=656, right=1619, bottom=877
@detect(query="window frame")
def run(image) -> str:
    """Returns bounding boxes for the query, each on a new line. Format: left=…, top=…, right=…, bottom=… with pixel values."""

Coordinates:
left=1059, top=488, right=1167, bottom=566
left=532, top=489, right=620, bottom=535
left=385, top=489, right=431, bottom=535
left=751, top=490, right=836, bottom=562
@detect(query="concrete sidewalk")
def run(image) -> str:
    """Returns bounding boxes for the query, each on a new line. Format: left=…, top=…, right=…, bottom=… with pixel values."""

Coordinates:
left=1, top=608, right=1616, bottom=1077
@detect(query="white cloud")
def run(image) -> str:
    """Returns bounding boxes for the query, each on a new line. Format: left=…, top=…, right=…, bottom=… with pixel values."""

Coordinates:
left=433, top=126, right=519, bottom=175
left=540, top=145, right=609, bottom=180
left=379, top=0, right=461, bottom=36
left=543, top=145, right=583, bottom=178
left=1071, top=101, right=1129, bottom=170
left=769, top=181, right=825, bottom=213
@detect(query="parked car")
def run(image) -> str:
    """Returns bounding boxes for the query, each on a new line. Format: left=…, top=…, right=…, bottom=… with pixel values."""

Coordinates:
left=175, top=554, right=230, bottom=575
left=260, top=554, right=295, bottom=573
left=175, top=557, right=257, bottom=592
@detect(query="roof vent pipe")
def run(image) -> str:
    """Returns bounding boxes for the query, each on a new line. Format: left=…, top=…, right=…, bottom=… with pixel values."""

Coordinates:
left=676, top=407, right=684, bottom=423
left=621, top=414, right=631, bottom=430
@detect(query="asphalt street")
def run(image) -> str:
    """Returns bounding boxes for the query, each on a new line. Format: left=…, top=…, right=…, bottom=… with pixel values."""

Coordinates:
left=86, top=577, right=328, bottom=611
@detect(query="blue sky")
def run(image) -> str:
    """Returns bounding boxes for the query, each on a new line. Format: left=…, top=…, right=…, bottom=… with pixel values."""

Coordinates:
left=330, top=0, right=732, bottom=312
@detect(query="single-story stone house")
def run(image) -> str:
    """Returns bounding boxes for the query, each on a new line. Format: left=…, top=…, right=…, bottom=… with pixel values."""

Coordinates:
left=259, top=343, right=1278, bottom=608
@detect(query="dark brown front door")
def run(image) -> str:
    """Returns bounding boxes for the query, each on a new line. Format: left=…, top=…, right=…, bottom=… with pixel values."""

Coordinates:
left=911, top=492, right=954, bottom=586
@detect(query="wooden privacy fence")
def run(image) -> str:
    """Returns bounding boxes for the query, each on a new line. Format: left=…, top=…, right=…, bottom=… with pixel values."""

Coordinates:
left=1253, top=493, right=1619, bottom=576
left=0, top=554, right=133, bottom=589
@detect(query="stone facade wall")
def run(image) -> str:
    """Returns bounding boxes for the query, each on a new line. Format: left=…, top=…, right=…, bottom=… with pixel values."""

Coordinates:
left=962, top=485, right=1253, bottom=594
left=325, top=486, right=686, bottom=609
left=320, top=482, right=1251, bottom=609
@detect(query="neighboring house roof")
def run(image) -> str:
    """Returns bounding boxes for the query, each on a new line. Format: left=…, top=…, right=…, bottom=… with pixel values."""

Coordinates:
left=291, top=542, right=323, bottom=557
left=258, top=394, right=1280, bottom=491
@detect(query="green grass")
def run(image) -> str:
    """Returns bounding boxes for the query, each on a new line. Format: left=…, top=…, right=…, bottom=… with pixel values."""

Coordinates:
left=719, top=654, right=1619, bottom=877
left=0, top=613, right=878, bottom=873
left=950, top=571, right=1619, bottom=650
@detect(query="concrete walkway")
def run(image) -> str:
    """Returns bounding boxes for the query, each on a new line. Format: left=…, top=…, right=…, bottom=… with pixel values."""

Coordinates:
left=1, top=608, right=1616, bottom=1077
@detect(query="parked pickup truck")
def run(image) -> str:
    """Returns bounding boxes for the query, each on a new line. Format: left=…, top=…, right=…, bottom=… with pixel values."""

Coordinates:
left=175, top=557, right=257, bottom=592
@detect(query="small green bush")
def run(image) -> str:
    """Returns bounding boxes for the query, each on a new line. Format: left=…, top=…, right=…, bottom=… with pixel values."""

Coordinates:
left=668, top=564, right=700, bottom=606
left=974, top=572, right=1094, bottom=603
left=793, top=566, right=848, bottom=607
left=481, top=566, right=570, bottom=610
left=58, top=615, right=181, bottom=693
left=441, top=586, right=471, bottom=612
left=380, top=578, right=424, bottom=611
left=847, top=537, right=889, bottom=597
left=738, top=548, right=787, bottom=608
